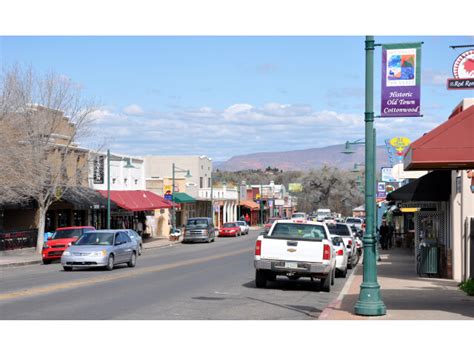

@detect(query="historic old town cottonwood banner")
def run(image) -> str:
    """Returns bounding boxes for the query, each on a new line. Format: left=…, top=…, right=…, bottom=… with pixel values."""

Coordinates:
left=381, top=43, right=422, bottom=117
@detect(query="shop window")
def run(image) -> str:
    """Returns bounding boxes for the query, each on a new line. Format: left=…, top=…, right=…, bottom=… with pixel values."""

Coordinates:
left=135, top=179, right=138, bottom=185
left=208, top=178, right=211, bottom=187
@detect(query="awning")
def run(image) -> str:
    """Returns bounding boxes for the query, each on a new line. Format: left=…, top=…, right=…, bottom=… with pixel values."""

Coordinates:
left=173, top=192, right=196, bottom=203
left=97, top=190, right=172, bottom=211
left=240, top=200, right=260, bottom=210
left=386, top=170, right=451, bottom=202
left=61, top=187, right=117, bottom=210
left=404, top=106, right=474, bottom=170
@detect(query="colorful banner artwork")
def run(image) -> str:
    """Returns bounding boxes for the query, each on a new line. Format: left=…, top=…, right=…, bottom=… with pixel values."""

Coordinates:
left=381, top=43, right=422, bottom=117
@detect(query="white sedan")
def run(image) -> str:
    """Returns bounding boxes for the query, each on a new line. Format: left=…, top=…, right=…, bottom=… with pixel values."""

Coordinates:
left=329, top=235, right=348, bottom=278
left=235, top=221, right=250, bottom=235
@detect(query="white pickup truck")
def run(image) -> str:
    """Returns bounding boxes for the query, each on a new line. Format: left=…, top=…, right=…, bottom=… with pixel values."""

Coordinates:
left=254, top=220, right=337, bottom=292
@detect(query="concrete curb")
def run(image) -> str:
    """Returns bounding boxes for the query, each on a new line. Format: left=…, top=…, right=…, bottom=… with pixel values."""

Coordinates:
left=0, top=259, right=42, bottom=268
left=318, top=261, right=361, bottom=320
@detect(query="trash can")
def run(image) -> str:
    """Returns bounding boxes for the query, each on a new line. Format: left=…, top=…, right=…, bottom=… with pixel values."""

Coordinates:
left=419, top=245, right=438, bottom=276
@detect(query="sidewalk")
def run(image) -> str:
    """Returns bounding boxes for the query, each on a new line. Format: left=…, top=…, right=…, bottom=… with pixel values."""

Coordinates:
left=0, top=236, right=181, bottom=268
left=320, top=247, right=474, bottom=320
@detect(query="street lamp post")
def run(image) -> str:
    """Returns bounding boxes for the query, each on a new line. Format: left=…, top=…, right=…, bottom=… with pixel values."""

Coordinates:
left=210, top=173, right=213, bottom=222
left=171, top=163, right=192, bottom=233
left=354, top=36, right=386, bottom=316
left=260, top=183, right=263, bottom=225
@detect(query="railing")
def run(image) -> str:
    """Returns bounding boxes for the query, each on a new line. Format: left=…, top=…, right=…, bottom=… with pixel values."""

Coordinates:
left=0, top=229, right=38, bottom=251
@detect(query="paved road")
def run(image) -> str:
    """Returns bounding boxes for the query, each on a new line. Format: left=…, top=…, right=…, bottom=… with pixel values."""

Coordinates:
left=0, top=230, right=356, bottom=320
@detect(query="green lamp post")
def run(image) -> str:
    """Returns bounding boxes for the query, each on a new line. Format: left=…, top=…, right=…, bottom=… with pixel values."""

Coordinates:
left=354, top=36, right=386, bottom=316
left=171, top=163, right=192, bottom=233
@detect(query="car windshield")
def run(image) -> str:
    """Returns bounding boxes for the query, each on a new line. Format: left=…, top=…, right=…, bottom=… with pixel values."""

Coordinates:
left=327, top=224, right=351, bottom=236
left=76, top=232, right=114, bottom=246
left=186, top=219, right=209, bottom=228
left=51, top=228, right=90, bottom=240
left=236, top=221, right=245, bottom=226
left=346, top=218, right=361, bottom=224
left=223, top=223, right=236, bottom=228
left=267, top=218, right=278, bottom=224
left=268, top=223, right=326, bottom=241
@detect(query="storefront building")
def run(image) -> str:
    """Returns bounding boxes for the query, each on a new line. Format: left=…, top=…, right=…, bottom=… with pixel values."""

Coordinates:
left=390, top=99, right=474, bottom=282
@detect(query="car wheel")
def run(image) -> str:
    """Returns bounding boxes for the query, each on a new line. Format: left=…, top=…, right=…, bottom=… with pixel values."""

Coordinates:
left=105, top=254, right=114, bottom=271
left=127, top=252, right=137, bottom=267
left=255, top=270, right=267, bottom=288
left=321, top=274, right=331, bottom=292
left=43, top=259, right=52, bottom=265
left=63, top=266, right=72, bottom=271
left=342, top=267, right=347, bottom=278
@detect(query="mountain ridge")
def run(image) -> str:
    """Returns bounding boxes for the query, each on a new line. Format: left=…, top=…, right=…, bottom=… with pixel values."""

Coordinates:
left=214, top=144, right=391, bottom=171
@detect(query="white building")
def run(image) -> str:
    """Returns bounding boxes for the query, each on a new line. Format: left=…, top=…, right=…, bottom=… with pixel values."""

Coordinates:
left=89, top=151, right=145, bottom=191
left=198, top=185, right=239, bottom=227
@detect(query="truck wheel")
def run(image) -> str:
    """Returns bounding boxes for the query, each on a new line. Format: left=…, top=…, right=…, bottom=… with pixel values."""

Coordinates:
left=255, top=270, right=267, bottom=288
left=266, top=272, right=276, bottom=282
left=331, top=269, right=335, bottom=285
left=342, top=267, right=347, bottom=278
left=321, top=274, right=331, bottom=292
left=347, top=258, right=353, bottom=270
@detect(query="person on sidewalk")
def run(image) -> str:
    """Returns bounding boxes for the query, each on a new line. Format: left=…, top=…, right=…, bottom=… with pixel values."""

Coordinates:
left=378, top=220, right=389, bottom=250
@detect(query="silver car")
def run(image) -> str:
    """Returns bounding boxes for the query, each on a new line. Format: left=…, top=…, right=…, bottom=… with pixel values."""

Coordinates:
left=120, top=229, right=143, bottom=256
left=61, top=230, right=138, bottom=271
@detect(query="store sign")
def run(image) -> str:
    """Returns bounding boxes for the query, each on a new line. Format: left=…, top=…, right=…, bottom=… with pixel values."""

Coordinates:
left=447, top=50, right=474, bottom=90
left=93, top=155, right=105, bottom=184
left=389, top=137, right=411, bottom=156
left=275, top=199, right=284, bottom=206
left=381, top=43, right=422, bottom=117
left=288, top=183, right=303, bottom=193
left=377, top=182, right=386, bottom=200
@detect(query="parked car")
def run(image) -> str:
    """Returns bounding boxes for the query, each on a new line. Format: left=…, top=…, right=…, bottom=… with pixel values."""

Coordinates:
left=345, top=217, right=364, bottom=231
left=182, top=217, right=216, bottom=243
left=235, top=221, right=250, bottom=235
left=254, top=220, right=336, bottom=292
left=329, top=235, right=348, bottom=278
left=290, top=212, right=307, bottom=223
left=119, top=229, right=143, bottom=255
left=42, top=226, right=95, bottom=264
left=326, top=222, right=358, bottom=269
left=219, top=222, right=242, bottom=237
left=264, top=217, right=279, bottom=234
left=61, top=230, right=138, bottom=271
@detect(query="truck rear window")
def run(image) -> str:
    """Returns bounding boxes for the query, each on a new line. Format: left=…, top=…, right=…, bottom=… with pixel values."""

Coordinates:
left=267, top=223, right=326, bottom=241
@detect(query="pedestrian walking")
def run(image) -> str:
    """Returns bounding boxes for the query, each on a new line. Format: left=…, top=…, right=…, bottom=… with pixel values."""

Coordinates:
left=245, top=213, right=250, bottom=225
left=378, top=220, right=390, bottom=250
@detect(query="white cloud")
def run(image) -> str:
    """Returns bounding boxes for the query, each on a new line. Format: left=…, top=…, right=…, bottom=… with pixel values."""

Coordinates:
left=85, top=102, right=445, bottom=161
left=123, top=104, right=144, bottom=116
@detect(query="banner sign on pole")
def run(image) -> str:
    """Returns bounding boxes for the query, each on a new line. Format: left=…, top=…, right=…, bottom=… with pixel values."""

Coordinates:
left=381, top=43, right=422, bottom=117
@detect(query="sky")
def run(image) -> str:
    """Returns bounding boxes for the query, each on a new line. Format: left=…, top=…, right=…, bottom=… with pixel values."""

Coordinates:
left=0, top=35, right=472, bottom=161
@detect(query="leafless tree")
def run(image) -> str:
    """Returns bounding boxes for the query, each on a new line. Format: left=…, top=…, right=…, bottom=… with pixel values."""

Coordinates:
left=0, top=65, right=97, bottom=253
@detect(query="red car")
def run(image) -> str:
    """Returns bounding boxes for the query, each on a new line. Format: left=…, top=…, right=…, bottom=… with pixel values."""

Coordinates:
left=219, top=222, right=241, bottom=237
left=42, top=226, right=95, bottom=264
left=264, top=218, right=279, bottom=234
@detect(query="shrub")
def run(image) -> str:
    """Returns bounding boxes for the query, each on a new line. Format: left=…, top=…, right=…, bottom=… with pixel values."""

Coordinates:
left=459, top=279, right=474, bottom=296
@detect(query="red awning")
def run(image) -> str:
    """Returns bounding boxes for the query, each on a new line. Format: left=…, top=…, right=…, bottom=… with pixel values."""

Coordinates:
left=240, top=200, right=260, bottom=210
left=97, top=190, right=172, bottom=211
left=404, top=106, right=474, bottom=170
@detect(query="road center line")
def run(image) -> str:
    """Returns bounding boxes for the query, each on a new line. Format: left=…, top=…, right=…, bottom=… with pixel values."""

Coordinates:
left=0, top=247, right=254, bottom=301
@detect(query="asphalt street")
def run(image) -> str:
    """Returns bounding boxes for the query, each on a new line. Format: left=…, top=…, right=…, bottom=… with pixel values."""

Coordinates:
left=0, top=230, right=355, bottom=320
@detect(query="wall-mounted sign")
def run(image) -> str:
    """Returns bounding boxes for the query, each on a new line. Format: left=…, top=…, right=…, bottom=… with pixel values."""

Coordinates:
left=93, top=155, right=105, bottom=184
left=288, top=183, right=303, bottom=193
left=447, top=50, right=474, bottom=90
left=381, top=43, right=422, bottom=117
left=389, top=137, right=411, bottom=156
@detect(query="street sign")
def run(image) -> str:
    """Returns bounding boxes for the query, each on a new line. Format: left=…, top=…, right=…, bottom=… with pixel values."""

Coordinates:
left=164, top=193, right=173, bottom=201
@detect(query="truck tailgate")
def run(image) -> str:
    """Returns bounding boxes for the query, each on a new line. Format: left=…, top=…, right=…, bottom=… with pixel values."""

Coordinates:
left=261, top=238, right=324, bottom=262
